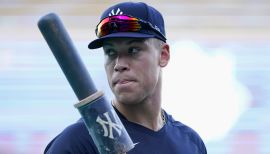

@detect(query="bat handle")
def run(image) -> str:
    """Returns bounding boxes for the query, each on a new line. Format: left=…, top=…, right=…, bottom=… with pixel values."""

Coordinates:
left=74, top=91, right=135, bottom=153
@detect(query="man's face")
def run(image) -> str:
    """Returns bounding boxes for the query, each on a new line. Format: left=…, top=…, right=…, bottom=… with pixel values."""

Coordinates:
left=103, top=38, right=164, bottom=105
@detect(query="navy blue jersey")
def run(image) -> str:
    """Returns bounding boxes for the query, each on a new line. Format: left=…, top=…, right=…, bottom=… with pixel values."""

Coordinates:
left=45, top=109, right=207, bottom=154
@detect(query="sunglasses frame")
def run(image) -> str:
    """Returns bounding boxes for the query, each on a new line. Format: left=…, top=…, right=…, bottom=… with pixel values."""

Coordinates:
left=95, top=15, right=166, bottom=40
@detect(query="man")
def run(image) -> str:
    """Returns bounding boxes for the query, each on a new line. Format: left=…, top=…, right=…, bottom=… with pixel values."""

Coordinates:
left=45, top=2, right=207, bottom=153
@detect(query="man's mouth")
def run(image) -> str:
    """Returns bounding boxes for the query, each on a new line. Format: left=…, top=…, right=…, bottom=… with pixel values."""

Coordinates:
left=113, top=78, right=136, bottom=86
left=115, top=79, right=133, bottom=85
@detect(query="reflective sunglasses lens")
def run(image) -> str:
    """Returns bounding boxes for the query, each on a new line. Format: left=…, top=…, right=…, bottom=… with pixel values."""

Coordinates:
left=96, top=15, right=141, bottom=37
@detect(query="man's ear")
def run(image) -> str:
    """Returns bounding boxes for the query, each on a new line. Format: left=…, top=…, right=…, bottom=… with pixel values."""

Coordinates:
left=159, top=43, right=170, bottom=67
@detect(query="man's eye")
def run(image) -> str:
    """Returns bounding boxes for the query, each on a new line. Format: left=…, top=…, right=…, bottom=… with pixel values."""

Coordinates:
left=105, top=49, right=117, bottom=57
left=128, top=47, right=140, bottom=55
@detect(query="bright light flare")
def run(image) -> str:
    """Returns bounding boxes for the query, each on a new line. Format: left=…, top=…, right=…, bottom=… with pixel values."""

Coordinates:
left=162, top=41, right=251, bottom=142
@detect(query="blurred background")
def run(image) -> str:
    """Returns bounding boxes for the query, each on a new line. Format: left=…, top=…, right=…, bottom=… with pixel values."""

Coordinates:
left=0, top=0, right=269, bottom=153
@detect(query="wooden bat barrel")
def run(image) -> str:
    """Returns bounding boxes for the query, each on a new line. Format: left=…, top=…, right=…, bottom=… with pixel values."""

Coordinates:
left=38, top=13, right=97, bottom=100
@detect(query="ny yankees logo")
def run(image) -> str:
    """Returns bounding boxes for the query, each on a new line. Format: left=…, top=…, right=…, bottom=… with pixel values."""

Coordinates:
left=109, top=8, right=123, bottom=16
left=96, top=109, right=123, bottom=139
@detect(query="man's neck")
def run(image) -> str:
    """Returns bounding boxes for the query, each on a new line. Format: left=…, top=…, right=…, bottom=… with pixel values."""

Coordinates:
left=112, top=99, right=164, bottom=131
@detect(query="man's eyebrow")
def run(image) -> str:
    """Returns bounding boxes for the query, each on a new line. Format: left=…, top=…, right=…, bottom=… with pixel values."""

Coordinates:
left=127, top=39, right=146, bottom=45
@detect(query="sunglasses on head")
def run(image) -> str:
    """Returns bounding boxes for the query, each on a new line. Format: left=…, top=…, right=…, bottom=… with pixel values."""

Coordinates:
left=95, top=15, right=166, bottom=40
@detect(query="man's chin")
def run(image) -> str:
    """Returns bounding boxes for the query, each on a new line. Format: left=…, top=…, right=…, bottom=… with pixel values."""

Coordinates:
left=115, top=95, right=139, bottom=105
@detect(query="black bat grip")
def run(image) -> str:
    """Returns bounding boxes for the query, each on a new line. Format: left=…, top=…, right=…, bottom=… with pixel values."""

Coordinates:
left=38, top=13, right=97, bottom=100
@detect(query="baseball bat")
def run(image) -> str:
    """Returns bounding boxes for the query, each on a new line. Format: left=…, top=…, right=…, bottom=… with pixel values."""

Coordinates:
left=38, top=13, right=134, bottom=153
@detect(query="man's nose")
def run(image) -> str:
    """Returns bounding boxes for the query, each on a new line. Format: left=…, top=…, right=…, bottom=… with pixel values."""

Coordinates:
left=114, top=56, right=129, bottom=72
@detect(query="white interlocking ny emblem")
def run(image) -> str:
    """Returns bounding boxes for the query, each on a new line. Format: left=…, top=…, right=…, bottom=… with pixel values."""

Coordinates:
left=109, top=8, right=123, bottom=16
left=96, top=109, right=123, bottom=139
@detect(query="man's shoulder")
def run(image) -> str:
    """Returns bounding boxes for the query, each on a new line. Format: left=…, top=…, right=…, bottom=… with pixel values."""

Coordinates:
left=165, top=112, right=207, bottom=154
left=168, top=115, right=201, bottom=139
left=52, top=119, right=88, bottom=142
left=61, top=118, right=86, bottom=135
left=44, top=119, right=98, bottom=154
